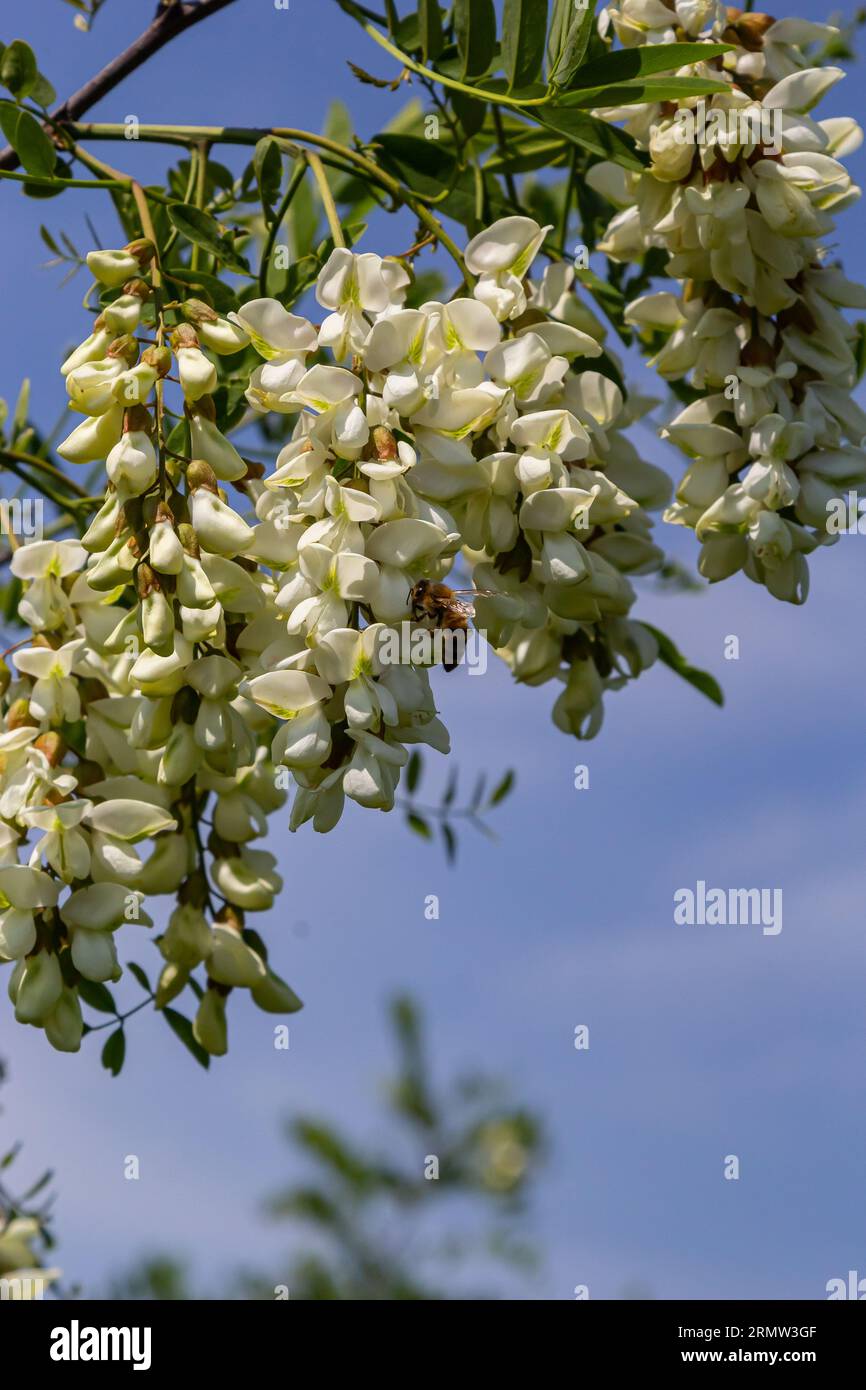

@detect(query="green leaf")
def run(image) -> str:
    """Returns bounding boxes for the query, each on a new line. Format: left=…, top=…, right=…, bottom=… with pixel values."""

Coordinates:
left=451, top=87, right=487, bottom=140
left=163, top=1007, right=210, bottom=1070
left=384, top=0, right=400, bottom=35
left=0, top=102, right=56, bottom=176
left=483, top=129, right=569, bottom=174
left=640, top=623, right=724, bottom=707
left=441, top=821, right=457, bottom=864
left=502, top=0, right=548, bottom=90
left=489, top=769, right=515, bottom=805
left=166, top=203, right=252, bottom=276
left=454, top=0, right=498, bottom=80
left=407, top=811, right=432, bottom=840
left=78, top=979, right=117, bottom=1014
left=853, top=321, right=866, bottom=383
left=101, top=1028, right=126, bottom=1078
left=127, top=961, right=151, bottom=993
left=442, top=769, right=457, bottom=807
left=0, top=40, right=38, bottom=99
left=29, top=71, right=56, bottom=108
left=39, top=223, right=62, bottom=256
left=164, top=266, right=238, bottom=314
left=562, top=75, right=730, bottom=109
left=373, top=131, right=458, bottom=197
left=406, top=749, right=422, bottom=793
left=12, top=378, right=30, bottom=438
left=254, top=136, right=282, bottom=222
left=21, top=1168, right=53, bottom=1200
left=535, top=105, right=647, bottom=171
left=564, top=41, right=735, bottom=90
left=546, top=0, right=595, bottom=87
left=418, top=0, right=444, bottom=62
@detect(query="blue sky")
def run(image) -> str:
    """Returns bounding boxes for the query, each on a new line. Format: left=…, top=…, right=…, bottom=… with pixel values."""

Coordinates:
left=1, top=0, right=865, bottom=1299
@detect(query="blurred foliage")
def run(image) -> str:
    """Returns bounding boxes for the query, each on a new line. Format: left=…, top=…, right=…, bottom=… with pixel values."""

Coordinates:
left=106, top=996, right=544, bottom=1300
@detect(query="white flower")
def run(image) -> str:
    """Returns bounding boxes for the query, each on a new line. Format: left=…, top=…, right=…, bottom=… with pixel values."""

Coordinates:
left=229, top=299, right=317, bottom=360
left=464, top=216, right=552, bottom=320
left=14, top=642, right=82, bottom=724
left=316, top=249, right=394, bottom=358
left=11, top=540, right=86, bottom=632
left=0, top=865, right=59, bottom=961
left=22, top=799, right=91, bottom=882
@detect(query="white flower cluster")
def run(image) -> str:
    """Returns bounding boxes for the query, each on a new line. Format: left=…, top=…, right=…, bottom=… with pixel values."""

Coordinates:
left=0, top=216, right=667, bottom=1055
left=595, top=3, right=866, bottom=601
left=0, top=1213, right=59, bottom=1297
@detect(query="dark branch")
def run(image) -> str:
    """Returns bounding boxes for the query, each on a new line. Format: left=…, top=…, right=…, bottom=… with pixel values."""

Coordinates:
left=0, top=0, right=238, bottom=172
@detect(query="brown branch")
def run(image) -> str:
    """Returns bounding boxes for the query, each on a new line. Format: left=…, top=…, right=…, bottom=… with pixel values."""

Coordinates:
left=0, top=0, right=239, bottom=172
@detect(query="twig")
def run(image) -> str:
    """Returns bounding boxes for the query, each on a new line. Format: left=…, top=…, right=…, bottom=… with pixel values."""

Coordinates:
left=306, top=151, right=346, bottom=249
left=0, top=0, right=239, bottom=172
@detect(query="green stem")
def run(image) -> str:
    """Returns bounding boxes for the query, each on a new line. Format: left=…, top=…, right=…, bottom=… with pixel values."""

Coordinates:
left=69, top=122, right=470, bottom=282
left=492, top=105, right=518, bottom=204
left=0, top=454, right=88, bottom=512
left=189, top=140, right=210, bottom=272
left=356, top=17, right=551, bottom=109
left=0, top=448, right=88, bottom=498
left=84, top=993, right=156, bottom=1034
left=0, top=169, right=122, bottom=192
left=559, top=148, right=578, bottom=252
left=306, top=150, right=345, bottom=248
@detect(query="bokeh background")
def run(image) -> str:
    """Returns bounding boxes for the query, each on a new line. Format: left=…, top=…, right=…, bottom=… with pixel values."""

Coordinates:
left=1, top=0, right=865, bottom=1298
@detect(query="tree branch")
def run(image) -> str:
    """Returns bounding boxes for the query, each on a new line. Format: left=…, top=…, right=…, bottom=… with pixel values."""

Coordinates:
left=0, top=0, right=238, bottom=172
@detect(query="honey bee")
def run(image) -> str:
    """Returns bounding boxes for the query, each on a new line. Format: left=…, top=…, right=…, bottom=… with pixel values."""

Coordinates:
left=407, top=580, right=490, bottom=671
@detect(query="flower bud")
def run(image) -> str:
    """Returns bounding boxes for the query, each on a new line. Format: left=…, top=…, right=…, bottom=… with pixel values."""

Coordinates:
left=33, top=731, right=64, bottom=766
left=57, top=404, right=124, bottom=464
left=183, top=299, right=250, bottom=355
left=86, top=248, right=141, bottom=288
left=14, top=952, right=64, bottom=1025
left=141, top=345, right=172, bottom=378
left=142, top=587, right=175, bottom=653
left=189, top=488, right=254, bottom=557
left=44, top=987, right=83, bottom=1053
left=149, top=507, right=184, bottom=575
left=70, top=927, right=121, bottom=983
left=66, top=358, right=125, bottom=415
left=82, top=493, right=121, bottom=552
left=112, top=363, right=158, bottom=407
left=186, top=458, right=218, bottom=494
left=187, top=407, right=247, bottom=481
left=160, top=904, right=212, bottom=968
left=106, top=428, right=158, bottom=500
left=106, top=335, right=140, bottom=369
left=7, top=698, right=37, bottom=730
left=158, top=718, right=202, bottom=786
left=251, top=968, right=303, bottom=1014
left=176, top=346, right=218, bottom=402
left=207, top=921, right=267, bottom=988
left=103, top=294, right=144, bottom=335
left=193, top=986, right=228, bottom=1056
left=61, top=326, right=113, bottom=376
left=155, top=961, right=189, bottom=1008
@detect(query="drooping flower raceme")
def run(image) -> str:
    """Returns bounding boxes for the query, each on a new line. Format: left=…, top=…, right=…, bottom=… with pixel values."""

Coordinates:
left=594, top=5, right=866, bottom=601
left=0, top=217, right=669, bottom=1058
